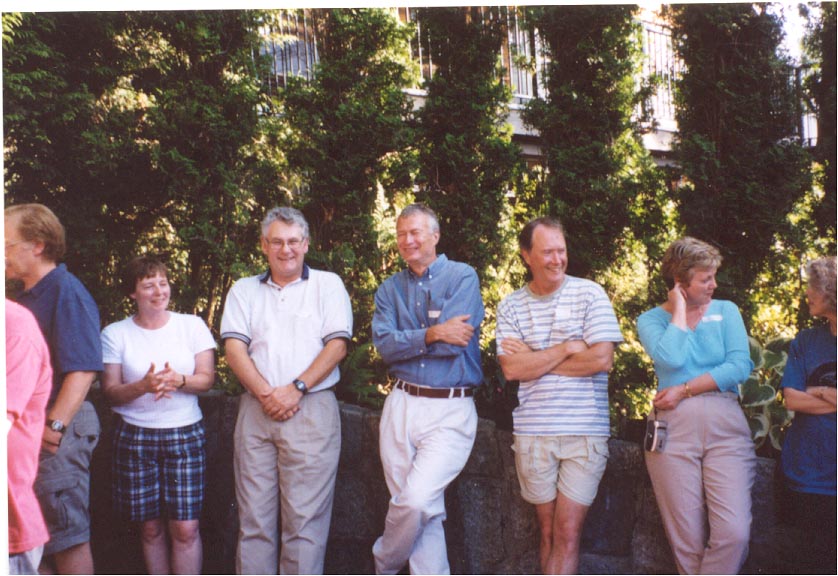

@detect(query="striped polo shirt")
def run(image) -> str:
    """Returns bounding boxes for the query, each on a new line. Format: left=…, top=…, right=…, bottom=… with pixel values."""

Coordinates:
left=496, top=275, right=623, bottom=436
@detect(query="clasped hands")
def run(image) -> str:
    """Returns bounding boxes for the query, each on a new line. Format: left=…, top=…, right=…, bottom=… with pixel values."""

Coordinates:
left=259, top=385, right=302, bottom=422
left=140, top=362, right=183, bottom=400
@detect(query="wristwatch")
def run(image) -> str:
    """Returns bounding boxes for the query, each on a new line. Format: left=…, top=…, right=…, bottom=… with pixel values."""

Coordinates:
left=293, top=379, right=308, bottom=395
left=47, top=418, right=67, bottom=434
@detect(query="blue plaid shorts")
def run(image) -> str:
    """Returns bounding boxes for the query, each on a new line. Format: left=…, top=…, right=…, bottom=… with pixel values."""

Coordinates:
left=112, top=418, right=206, bottom=522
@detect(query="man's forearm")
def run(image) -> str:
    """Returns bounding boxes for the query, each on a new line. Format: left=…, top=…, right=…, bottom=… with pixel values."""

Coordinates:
left=225, top=339, right=272, bottom=396
left=48, top=371, right=96, bottom=425
left=552, top=343, right=614, bottom=377
left=295, top=338, right=348, bottom=391
left=500, top=345, right=568, bottom=382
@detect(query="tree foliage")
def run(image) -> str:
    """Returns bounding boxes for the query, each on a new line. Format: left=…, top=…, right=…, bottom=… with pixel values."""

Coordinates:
left=413, top=7, right=522, bottom=283
left=522, top=5, right=663, bottom=280
left=804, top=1, right=837, bottom=249
left=669, top=4, right=812, bottom=317
left=4, top=11, right=286, bottom=333
left=281, top=8, right=417, bottom=338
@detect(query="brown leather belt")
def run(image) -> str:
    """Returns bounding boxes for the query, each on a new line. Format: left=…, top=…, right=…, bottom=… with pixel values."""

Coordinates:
left=394, top=379, right=475, bottom=399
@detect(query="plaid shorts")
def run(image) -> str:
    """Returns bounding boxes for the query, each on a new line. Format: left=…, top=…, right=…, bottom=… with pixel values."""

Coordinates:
left=112, top=418, right=206, bottom=522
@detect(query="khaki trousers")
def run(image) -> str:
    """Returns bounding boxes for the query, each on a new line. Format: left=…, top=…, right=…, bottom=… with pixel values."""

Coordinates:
left=645, top=392, right=756, bottom=575
left=234, top=390, right=340, bottom=575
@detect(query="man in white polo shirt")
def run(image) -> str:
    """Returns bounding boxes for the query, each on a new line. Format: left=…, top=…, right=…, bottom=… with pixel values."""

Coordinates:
left=220, top=206, right=353, bottom=575
left=496, top=216, right=622, bottom=575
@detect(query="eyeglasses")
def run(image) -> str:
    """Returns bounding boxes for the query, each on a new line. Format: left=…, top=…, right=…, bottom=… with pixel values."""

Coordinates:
left=4, top=240, right=28, bottom=251
left=266, top=238, right=304, bottom=250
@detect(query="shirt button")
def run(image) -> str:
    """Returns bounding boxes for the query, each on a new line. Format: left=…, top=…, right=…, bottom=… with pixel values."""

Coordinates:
left=420, top=363, right=425, bottom=368
left=419, top=282, right=423, bottom=286
left=421, top=323, right=425, bottom=328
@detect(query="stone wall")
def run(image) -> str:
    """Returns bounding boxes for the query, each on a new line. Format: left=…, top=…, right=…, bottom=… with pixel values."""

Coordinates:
left=88, top=392, right=787, bottom=574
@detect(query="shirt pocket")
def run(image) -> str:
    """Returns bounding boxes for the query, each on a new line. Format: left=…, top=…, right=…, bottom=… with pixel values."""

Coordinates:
left=550, top=304, right=586, bottom=342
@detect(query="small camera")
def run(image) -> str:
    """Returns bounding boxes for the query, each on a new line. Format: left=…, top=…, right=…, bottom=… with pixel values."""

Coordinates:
left=644, top=419, right=668, bottom=452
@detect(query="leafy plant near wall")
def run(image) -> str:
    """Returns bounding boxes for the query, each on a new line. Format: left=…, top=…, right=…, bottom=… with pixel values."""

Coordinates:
left=740, top=335, right=792, bottom=452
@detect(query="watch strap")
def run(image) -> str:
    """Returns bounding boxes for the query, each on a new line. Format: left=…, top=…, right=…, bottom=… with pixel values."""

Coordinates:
left=47, top=418, right=67, bottom=434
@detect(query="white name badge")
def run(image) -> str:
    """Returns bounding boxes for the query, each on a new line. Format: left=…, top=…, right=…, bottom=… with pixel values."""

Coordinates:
left=429, top=310, right=442, bottom=319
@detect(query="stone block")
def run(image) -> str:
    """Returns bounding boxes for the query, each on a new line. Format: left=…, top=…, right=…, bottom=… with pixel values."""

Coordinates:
left=631, top=517, right=676, bottom=574
left=579, top=551, right=633, bottom=575
left=582, top=467, right=637, bottom=556
left=457, top=477, right=506, bottom=573
left=462, top=417, right=500, bottom=477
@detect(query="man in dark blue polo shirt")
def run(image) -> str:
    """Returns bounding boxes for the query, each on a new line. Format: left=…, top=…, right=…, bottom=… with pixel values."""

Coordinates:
left=5, top=204, right=103, bottom=574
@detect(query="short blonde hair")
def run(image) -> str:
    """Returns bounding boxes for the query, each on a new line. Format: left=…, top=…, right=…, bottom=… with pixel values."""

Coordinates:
left=806, top=256, right=837, bottom=313
left=5, top=203, right=66, bottom=262
left=661, top=237, right=722, bottom=288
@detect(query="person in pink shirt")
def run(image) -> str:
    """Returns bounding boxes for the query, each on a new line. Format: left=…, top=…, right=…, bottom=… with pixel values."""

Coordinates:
left=6, top=299, right=52, bottom=574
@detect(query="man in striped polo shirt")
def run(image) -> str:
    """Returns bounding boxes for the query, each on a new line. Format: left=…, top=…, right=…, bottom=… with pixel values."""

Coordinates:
left=496, top=216, right=623, bottom=575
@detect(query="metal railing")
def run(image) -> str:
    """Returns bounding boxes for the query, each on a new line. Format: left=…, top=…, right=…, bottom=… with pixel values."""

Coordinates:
left=257, top=8, right=817, bottom=148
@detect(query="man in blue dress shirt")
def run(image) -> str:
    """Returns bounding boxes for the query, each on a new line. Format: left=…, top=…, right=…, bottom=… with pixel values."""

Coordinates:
left=371, top=203, right=484, bottom=575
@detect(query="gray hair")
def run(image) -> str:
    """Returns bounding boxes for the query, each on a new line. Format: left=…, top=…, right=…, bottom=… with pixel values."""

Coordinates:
left=806, top=256, right=837, bottom=313
left=261, top=206, right=309, bottom=240
left=398, top=203, right=440, bottom=234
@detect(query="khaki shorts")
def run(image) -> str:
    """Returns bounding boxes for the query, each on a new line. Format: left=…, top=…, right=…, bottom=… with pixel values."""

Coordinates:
left=513, top=435, right=609, bottom=506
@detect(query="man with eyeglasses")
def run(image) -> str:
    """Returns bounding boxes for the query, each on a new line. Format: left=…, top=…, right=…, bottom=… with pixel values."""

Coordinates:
left=371, top=203, right=484, bottom=574
left=220, top=206, right=353, bottom=574
left=5, top=204, right=102, bottom=574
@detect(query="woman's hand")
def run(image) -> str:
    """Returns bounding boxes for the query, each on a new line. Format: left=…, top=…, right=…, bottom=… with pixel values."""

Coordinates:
left=666, top=282, right=689, bottom=330
left=667, top=282, right=687, bottom=312
left=652, top=384, right=688, bottom=411
left=139, top=362, right=167, bottom=398
left=154, top=362, right=183, bottom=400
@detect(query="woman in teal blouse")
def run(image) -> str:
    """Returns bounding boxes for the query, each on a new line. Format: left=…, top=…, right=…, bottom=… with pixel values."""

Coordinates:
left=637, top=237, right=756, bottom=575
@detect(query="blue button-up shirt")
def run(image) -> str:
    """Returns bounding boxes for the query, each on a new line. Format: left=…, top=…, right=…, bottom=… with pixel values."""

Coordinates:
left=372, top=254, right=484, bottom=388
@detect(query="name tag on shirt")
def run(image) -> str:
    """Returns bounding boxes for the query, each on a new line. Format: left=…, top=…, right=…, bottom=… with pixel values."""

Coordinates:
left=702, top=314, right=723, bottom=323
left=429, top=310, right=441, bottom=319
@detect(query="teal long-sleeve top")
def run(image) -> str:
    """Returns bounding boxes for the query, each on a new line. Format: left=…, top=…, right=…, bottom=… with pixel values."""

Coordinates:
left=636, top=299, right=753, bottom=394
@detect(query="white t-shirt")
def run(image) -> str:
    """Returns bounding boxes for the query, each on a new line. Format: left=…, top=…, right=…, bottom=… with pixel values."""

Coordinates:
left=101, top=312, right=216, bottom=428
left=220, top=266, right=353, bottom=394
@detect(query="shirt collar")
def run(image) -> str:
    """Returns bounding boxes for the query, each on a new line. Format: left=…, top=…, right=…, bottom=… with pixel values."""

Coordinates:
left=23, top=263, right=66, bottom=298
left=259, top=263, right=311, bottom=285
left=408, top=254, right=447, bottom=280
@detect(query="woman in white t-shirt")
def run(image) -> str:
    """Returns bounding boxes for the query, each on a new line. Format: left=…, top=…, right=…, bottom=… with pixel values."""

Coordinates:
left=101, top=256, right=216, bottom=575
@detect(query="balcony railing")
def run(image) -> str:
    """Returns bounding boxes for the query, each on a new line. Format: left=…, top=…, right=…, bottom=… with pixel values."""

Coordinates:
left=258, top=8, right=816, bottom=149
